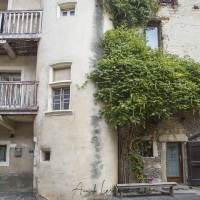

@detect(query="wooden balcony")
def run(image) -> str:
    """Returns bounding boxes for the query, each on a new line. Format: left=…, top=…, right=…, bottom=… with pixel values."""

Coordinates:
left=0, top=81, right=38, bottom=114
left=0, top=10, right=43, bottom=58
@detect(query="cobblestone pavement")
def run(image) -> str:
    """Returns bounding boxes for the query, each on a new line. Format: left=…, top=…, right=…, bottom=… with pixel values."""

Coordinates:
left=113, top=193, right=200, bottom=200
left=0, top=192, right=200, bottom=200
left=0, top=192, right=36, bottom=200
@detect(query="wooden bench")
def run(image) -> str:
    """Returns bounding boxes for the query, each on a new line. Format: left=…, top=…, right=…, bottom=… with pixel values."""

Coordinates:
left=115, top=182, right=177, bottom=198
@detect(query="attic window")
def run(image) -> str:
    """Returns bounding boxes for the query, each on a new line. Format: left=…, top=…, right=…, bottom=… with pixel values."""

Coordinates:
left=58, top=2, right=77, bottom=18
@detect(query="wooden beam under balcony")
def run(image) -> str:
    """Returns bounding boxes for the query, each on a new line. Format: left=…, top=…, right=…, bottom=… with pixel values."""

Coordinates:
left=0, top=40, right=16, bottom=59
left=0, top=115, right=16, bottom=133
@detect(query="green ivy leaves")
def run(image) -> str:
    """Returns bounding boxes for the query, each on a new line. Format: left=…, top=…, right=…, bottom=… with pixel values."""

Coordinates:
left=90, top=28, right=200, bottom=128
left=102, top=0, right=159, bottom=27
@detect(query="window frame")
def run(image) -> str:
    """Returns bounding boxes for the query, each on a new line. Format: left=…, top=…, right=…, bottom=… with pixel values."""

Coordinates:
left=0, top=141, right=10, bottom=166
left=140, top=140, right=154, bottom=157
left=46, top=62, right=73, bottom=116
left=145, top=21, right=162, bottom=49
left=61, top=9, right=75, bottom=17
left=0, top=73, right=21, bottom=81
left=0, top=145, right=7, bottom=162
left=57, top=2, right=77, bottom=18
left=53, top=87, right=70, bottom=111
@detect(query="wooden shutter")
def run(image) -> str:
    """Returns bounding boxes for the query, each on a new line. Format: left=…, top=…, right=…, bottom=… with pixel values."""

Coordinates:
left=187, top=142, right=200, bottom=185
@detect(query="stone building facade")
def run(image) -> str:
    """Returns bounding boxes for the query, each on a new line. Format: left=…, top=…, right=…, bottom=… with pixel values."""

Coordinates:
left=0, top=0, right=200, bottom=199
left=0, top=0, right=117, bottom=199
left=143, top=0, right=200, bottom=186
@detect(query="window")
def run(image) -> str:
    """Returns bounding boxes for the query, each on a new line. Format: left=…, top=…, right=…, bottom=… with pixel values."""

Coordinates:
left=0, top=73, right=21, bottom=81
left=0, top=73, right=21, bottom=107
left=53, top=87, right=70, bottom=110
left=41, top=150, right=51, bottom=161
left=0, top=145, right=7, bottom=162
left=139, top=141, right=153, bottom=157
left=47, top=62, right=72, bottom=114
left=158, top=0, right=178, bottom=5
left=0, top=142, right=10, bottom=166
left=146, top=21, right=161, bottom=49
left=57, top=2, right=77, bottom=18
left=61, top=9, right=75, bottom=17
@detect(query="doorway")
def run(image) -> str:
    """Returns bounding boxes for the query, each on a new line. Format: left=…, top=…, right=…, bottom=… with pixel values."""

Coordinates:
left=187, top=142, right=200, bottom=185
left=166, top=142, right=183, bottom=182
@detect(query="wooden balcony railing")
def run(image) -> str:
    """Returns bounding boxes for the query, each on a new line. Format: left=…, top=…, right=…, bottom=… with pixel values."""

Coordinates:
left=0, top=81, right=38, bottom=112
left=0, top=10, right=43, bottom=38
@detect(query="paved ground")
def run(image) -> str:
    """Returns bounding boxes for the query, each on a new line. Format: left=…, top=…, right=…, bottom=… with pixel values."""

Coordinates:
left=0, top=192, right=36, bottom=200
left=113, top=194, right=200, bottom=200
left=0, top=191, right=200, bottom=200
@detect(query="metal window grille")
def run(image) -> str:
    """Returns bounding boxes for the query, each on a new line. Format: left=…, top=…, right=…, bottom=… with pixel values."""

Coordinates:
left=53, top=87, right=70, bottom=110
left=0, top=145, right=7, bottom=162
left=140, top=141, right=153, bottom=157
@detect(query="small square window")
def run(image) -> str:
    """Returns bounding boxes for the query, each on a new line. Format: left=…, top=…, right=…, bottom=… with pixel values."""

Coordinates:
left=62, top=11, right=68, bottom=16
left=70, top=10, right=75, bottom=16
left=53, top=87, right=70, bottom=110
left=41, top=150, right=51, bottom=161
left=139, top=141, right=153, bottom=157
left=61, top=9, right=75, bottom=17
left=58, top=2, right=77, bottom=18
left=0, top=145, right=7, bottom=162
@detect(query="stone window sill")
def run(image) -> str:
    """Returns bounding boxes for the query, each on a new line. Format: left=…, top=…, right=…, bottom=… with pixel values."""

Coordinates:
left=45, top=110, right=73, bottom=116
left=0, top=162, right=9, bottom=166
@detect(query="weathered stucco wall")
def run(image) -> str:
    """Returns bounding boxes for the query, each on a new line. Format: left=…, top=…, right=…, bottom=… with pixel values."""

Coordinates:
left=11, top=0, right=42, bottom=10
left=0, top=123, right=34, bottom=192
left=34, top=0, right=117, bottom=199
left=159, top=0, right=200, bottom=61
left=0, top=56, right=37, bottom=81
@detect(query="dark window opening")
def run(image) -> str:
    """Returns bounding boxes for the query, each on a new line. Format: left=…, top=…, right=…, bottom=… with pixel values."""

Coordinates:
left=41, top=150, right=51, bottom=161
left=139, top=141, right=153, bottom=157
left=0, top=145, right=7, bottom=162
left=44, top=152, right=50, bottom=161
left=158, top=0, right=178, bottom=5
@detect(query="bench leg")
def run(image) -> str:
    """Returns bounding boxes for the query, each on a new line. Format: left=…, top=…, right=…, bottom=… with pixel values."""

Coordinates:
left=120, top=189, right=122, bottom=198
left=169, top=186, right=174, bottom=197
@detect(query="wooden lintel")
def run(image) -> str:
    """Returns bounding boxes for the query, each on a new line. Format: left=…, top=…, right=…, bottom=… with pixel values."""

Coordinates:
left=0, top=40, right=16, bottom=59
left=0, top=115, right=16, bottom=134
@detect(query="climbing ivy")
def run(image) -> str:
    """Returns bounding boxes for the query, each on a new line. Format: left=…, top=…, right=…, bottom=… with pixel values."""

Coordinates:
left=101, top=0, right=159, bottom=27
left=90, top=27, right=200, bottom=129
left=90, top=1, right=200, bottom=182
left=89, top=27, right=200, bottom=181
